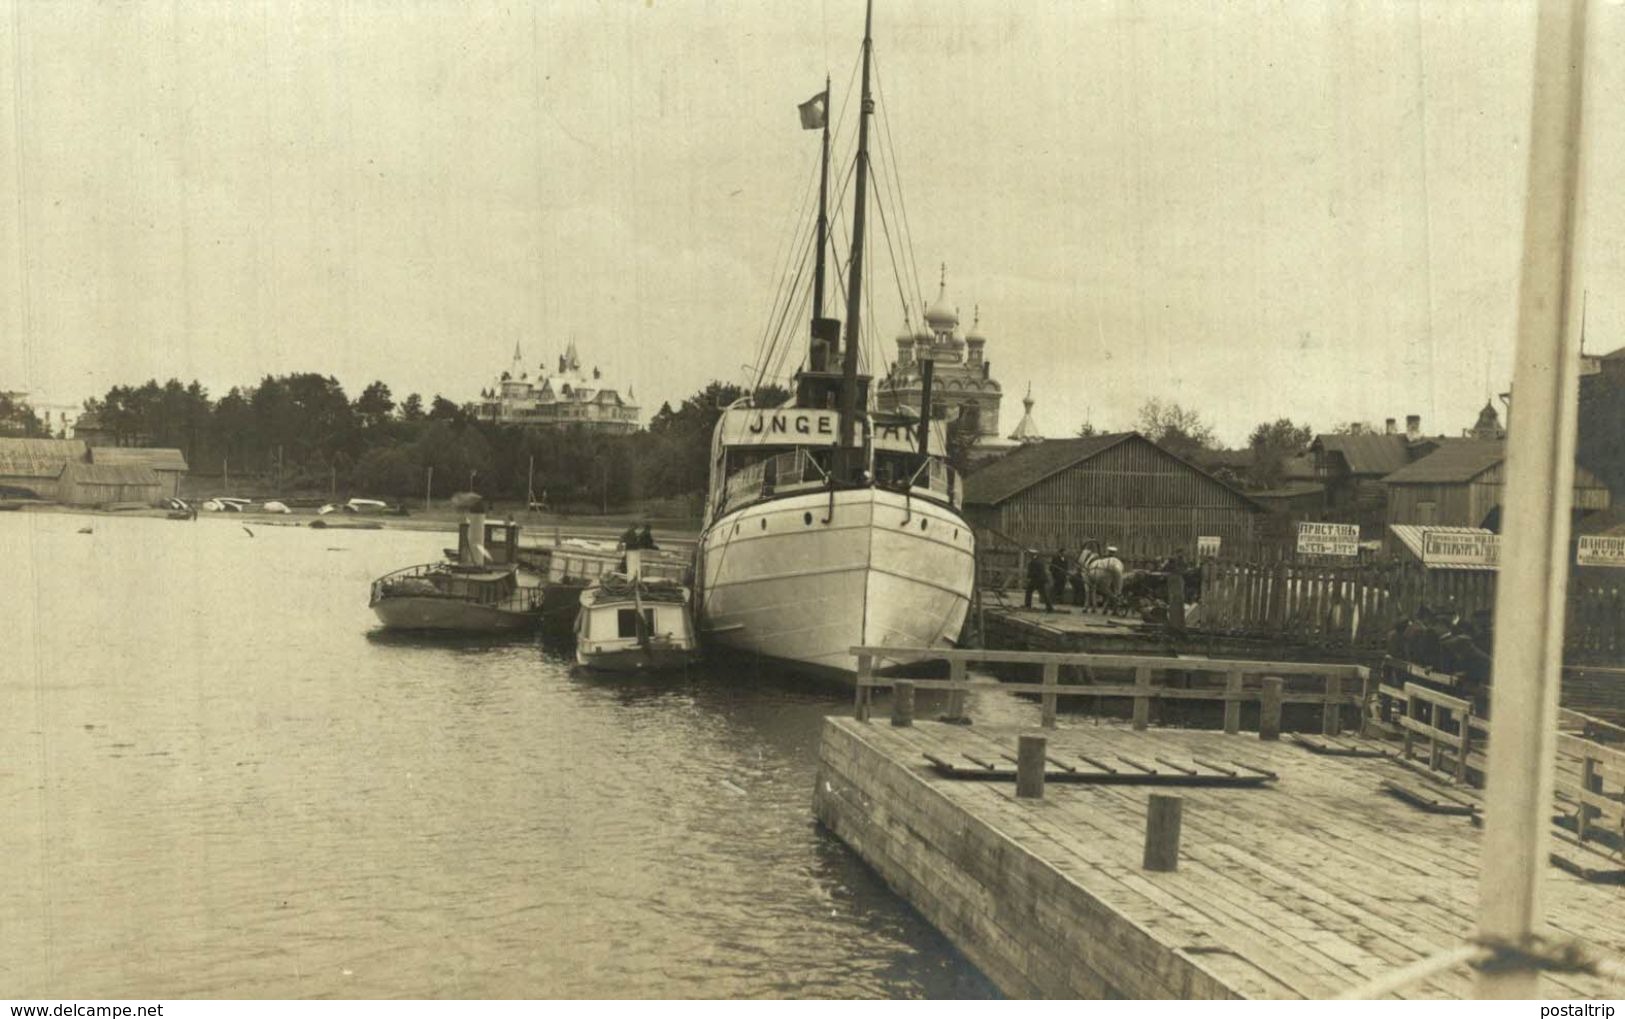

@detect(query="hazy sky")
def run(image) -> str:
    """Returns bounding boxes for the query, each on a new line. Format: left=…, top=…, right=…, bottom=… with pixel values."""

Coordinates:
left=3, top=0, right=1623, bottom=446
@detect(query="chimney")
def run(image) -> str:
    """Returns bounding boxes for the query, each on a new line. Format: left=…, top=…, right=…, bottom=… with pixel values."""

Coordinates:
left=1385, top=418, right=1397, bottom=435
left=1405, top=414, right=1421, bottom=441
left=1349, top=422, right=1362, bottom=435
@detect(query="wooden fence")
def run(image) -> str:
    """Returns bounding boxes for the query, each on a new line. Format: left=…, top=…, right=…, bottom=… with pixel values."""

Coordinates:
left=851, top=646, right=1368, bottom=737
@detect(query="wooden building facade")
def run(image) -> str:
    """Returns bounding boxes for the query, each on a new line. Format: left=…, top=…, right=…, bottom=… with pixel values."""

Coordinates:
left=1384, top=440, right=1611, bottom=529
left=57, top=462, right=161, bottom=505
left=89, top=447, right=189, bottom=500
left=964, top=432, right=1263, bottom=556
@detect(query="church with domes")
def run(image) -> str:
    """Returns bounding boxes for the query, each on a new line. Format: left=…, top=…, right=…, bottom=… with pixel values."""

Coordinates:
left=876, top=266, right=1006, bottom=444
left=471, top=341, right=640, bottom=433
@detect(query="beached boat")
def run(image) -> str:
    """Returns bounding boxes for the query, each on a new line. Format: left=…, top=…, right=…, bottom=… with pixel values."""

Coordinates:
left=691, top=2, right=975, bottom=680
left=368, top=513, right=543, bottom=633
left=574, top=551, right=700, bottom=671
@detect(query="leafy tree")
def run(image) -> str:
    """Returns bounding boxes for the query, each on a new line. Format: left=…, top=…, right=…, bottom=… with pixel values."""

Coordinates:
left=1247, top=417, right=1314, bottom=489
left=1136, top=398, right=1215, bottom=459
left=354, top=381, right=395, bottom=430
left=0, top=391, right=45, bottom=436
left=399, top=393, right=425, bottom=421
left=1075, top=422, right=1101, bottom=438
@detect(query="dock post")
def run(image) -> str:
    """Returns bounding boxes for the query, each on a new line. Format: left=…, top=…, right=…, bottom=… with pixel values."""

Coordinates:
left=891, top=680, right=915, bottom=727
left=854, top=653, right=873, bottom=721
left=1578, top=755, right=1600, bottom=840
left=1322, top=673, right=1343, bottom=736
left=1040, top=662, right=1058, bottom=729
left=1143, top=794, right=1183, bottom=872
left=1132, top=665, right=1152, bottom=731
left=1168, top=572, right=1185, bottom=633
left=945, top=658, right=968, bottom=723
left=1016, top=735, right=1046, bottom=799
left=1259, top=676, right=1283, bottom=741
left=1223, top=670, right=1243, bottom=735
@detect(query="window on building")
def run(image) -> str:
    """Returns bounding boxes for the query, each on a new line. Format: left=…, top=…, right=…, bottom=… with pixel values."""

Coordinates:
left=1416, top=501, right=1438, bottom=525
left=616, top=608, right=656, bottom=638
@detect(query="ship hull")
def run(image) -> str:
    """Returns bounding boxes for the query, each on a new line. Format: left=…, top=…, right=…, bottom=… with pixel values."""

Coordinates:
left=694, top=488, right=975, bottom=679
left=371, top=596, right=541, bottom=633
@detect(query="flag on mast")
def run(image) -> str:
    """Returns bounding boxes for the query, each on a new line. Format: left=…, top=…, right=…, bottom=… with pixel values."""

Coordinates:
left=798, top=90, right=828, bottom=130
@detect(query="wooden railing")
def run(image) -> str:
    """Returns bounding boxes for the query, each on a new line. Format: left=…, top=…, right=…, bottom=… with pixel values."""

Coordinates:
left=851, top=647, right=1368, bottom=738
left=1372, top=678, right=1625, bottom=851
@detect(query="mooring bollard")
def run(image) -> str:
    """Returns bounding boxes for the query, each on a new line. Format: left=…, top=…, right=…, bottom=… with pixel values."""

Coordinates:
left=891, top=680, right=915, bottom=728
left=1260, top=676, right=1284, bottom=741
left=1016, top=734, right=1047, bottom=799
left=1142, top=794, right=1183, bottom=872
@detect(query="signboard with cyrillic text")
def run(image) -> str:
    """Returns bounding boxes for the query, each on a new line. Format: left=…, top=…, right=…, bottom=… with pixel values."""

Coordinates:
left=1577, top=535, right=1625, bottom=568
left=1196, top=536, right=1221, bottom=558
left=1421, top=529, right=1500, bottom=569
left=1296, top=522, right=1359, bottom=556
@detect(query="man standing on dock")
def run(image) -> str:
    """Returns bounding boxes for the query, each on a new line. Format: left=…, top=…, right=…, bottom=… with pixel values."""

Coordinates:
left=1024, top=550, right=1054, bottom=612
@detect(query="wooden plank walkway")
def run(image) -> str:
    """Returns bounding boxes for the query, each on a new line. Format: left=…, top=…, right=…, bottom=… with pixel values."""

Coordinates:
left=814, top=716, right=1625, bottom=999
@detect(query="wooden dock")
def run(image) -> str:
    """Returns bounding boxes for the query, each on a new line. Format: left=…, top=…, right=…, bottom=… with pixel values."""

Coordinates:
left=813, top=651, right=1625, bottom=999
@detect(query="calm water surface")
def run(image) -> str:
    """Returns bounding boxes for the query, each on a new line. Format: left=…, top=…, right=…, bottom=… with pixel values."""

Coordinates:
left=0, top=512, right=995, bottom=998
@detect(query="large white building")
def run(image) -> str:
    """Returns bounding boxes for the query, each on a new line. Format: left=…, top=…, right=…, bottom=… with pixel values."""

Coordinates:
left=472, top=342, right=640, bottom=433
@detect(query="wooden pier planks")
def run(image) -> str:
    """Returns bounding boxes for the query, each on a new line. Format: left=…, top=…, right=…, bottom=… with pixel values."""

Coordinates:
left=814, top=717, right=1625, bottom=999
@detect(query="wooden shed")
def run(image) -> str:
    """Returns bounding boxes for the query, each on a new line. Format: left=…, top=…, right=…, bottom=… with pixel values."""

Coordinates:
left=0, top=437, right=88, bottom=500
left=1383, top=439, right=1610, bottom=529
left=90, top=446, right=189, bottom=500
left=963, top=432, right=1263, bottom=556
left=57, top=461, right=161, bottom=506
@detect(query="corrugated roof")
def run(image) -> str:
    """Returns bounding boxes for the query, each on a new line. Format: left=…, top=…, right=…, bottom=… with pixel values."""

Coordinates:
left=61, top=462, right=160, bottom=486
left=90, top=446, right=189, bottom=471
left=964, top=433, right=1132, bottom=505
left=0, top=437, right=87, bottom=478
left=1312, top=433, right=1411, bottom=475
left=964, top=432, right=1261, bottom=510
left=1383, top=440, right=1505, bottom=484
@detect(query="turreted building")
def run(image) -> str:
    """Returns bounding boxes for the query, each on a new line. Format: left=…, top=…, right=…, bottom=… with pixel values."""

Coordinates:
left=472, top=341, right=640, bottom=433
left=876, top=267, right=1004, bottom=441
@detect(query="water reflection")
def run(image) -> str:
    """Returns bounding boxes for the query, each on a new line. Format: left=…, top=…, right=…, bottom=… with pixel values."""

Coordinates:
left=0, top=513, right=995, bottom=999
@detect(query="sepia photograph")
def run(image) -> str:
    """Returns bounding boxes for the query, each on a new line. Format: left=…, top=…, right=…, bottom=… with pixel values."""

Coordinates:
left=2, top=0, right=1623, bottom=1004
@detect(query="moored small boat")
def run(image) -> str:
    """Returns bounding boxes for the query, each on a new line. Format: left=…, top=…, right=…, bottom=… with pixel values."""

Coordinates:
left=369, top=511, right=544, bottom=633
left=574, top=550, right=700, bottom=671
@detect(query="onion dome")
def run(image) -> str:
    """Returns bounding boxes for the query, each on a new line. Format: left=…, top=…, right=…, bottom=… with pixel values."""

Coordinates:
left=966, top=305, right=987, bottom=344
left=923, top=263, right=958, bottom=330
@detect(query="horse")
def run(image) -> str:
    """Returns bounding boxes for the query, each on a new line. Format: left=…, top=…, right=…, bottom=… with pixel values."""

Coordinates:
left=1075, top=540, right=1126, bottom=613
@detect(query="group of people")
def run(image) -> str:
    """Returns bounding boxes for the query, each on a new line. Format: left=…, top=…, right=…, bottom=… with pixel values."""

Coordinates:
left=618, top=523, right=660, bottom=551
left=1386, top=604, right=1494, bottom=711
left=1022, top=544, right=1123, bottom=612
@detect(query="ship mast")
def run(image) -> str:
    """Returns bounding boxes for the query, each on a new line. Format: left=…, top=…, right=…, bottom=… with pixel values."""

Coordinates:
left=812, top=73, right=831, bottom=324
left=838, top=0, right=874, bottom=453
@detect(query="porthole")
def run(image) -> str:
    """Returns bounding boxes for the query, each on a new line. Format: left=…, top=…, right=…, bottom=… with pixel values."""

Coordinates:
left=920, top=519, right=928, bottom=531
left=803, top=512, right=813, bottom=525
left=734, top=523, right=740, bottom=534
left=954, top=528, right=959, bottom=539
left=760, top=518, right=767, bottom=530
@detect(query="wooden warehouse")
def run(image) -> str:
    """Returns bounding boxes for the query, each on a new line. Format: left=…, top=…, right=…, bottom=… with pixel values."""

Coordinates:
left=963, top=432, right=1263, bottom=556
left=0, top=437, right=88, bottom=501
left=89, top=446, right=189, bottom=500
left=57, top=462, right=161, bottom=506
left=1383, top=439, right=1611, bottom=530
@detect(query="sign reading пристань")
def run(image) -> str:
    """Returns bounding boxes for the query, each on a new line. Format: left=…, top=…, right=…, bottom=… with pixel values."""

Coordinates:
left=1296, top=521, right=1359, bottom=557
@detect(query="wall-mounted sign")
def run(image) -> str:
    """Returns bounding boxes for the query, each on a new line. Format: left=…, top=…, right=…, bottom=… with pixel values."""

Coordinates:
left=1196, top=536, right=1221, bottom=558
left=716, top=408, right=840, bottom=446
left=1577, top=535, right=1625, bottom=568
left=1296, top=521, right=1359, bottom=556
left=1421, top=529, right=1500, bottom=569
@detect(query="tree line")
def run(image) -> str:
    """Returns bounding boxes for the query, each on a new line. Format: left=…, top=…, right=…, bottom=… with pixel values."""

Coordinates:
left=29, top=375, right=785, bottom=513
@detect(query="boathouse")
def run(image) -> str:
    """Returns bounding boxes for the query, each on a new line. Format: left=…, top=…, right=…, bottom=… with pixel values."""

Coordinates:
left=57, top=461, right=161, bottom=506
left=963, top=432, right=1262, bottom=556
left=0, top=437, right=89, bottom=501
left=89, top=447, right=190, bottom=500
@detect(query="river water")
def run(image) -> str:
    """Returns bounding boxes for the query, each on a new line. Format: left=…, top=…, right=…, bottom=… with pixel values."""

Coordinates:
left=0, top=512, right=994, bottom=998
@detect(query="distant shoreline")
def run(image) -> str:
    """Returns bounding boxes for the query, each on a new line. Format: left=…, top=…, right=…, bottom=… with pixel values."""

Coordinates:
left=4, top=500, right=702, bottom=545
